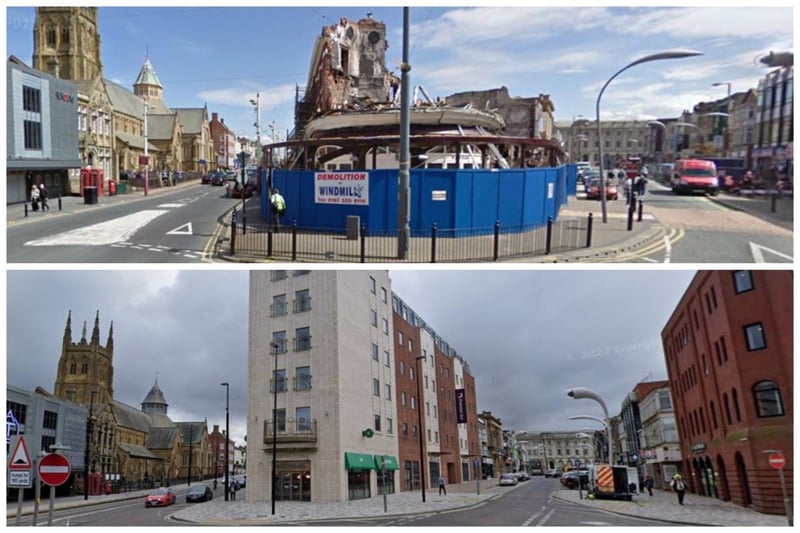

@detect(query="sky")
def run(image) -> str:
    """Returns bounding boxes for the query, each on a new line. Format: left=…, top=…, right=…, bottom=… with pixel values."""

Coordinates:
left=5, top=269, right=698, bottom=446
left=4, top=3, right=794, bottom=142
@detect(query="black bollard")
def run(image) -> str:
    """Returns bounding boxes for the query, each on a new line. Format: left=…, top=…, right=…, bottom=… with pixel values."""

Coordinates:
left=637, top=199, right=643, bottom=222
left=24, top=203, right=28, bottom=217
left=627, top=198, right=634, bottom=231
left=493, top=220, right=500, bottom=261
left=431, top=223, right=437, bottom=263
left=58, top=193, right=62, bottom=211
left=586, top=213, right=593, bottom=248
left=545, top=216, right=553, bottom=255
left=230, top=209, right=237, bottom=256
left=771, top=195, right=777, bottom=213
left=360, top=224, right=366, bottom=263
left=291, top=222, right=298, bottom=262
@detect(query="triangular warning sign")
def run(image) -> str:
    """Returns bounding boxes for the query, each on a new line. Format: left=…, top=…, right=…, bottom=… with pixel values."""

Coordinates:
left=9, top=435, right=32, bottom=469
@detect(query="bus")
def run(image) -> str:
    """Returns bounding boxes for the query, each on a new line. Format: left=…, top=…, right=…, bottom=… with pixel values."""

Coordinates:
left=529, top=459, right=544, bottom=476
left=696, top=157, right=746, bottom=179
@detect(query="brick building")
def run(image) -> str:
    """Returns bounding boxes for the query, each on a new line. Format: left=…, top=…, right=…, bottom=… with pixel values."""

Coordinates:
left=661, top=270, right=792, bottom=515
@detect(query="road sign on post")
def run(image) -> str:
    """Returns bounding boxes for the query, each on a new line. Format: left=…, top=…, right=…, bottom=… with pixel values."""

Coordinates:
left=769, top=452, right=786, bottom=470
left=39, top=453, right=71, bottom=486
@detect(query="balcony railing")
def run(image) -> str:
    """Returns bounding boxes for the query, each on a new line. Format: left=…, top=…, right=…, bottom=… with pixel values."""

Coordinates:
left=263, top=418, right=317, bottom=445
left=293, top=297, right=312, bottom=313
left=271, top=339, right=288, bottom=354
left=271, top=301, right=288, bottom=317
left=295, top=334, right=312, bottom=351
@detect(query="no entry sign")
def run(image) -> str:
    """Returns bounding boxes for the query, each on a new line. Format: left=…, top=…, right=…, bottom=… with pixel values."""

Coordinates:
left=38, top=453, right=71, bottom=486
left=768, top=452, right=786, bottom=470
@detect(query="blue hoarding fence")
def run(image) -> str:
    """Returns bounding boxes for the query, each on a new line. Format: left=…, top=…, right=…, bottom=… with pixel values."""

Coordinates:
left=231, top=214, right=594, bottom=263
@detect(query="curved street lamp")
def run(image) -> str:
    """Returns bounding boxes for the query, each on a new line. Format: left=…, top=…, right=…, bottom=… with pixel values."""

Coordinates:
left=596, top=50, right=703, bottom=223
left=567, top=387, right=613, bottom=464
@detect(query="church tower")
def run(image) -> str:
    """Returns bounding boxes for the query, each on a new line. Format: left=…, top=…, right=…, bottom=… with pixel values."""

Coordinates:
left=141, top=379, right=169, bottom=416
left=33, top=7, right=103, bottom=80
left=133, top=57, right=164, bottom=102
left=54, top=310, right=115, bottom=407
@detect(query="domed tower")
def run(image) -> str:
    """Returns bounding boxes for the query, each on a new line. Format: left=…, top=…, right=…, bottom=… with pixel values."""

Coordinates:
left=33, top=7, right=102, bottom=80
left=133, top=56, right=164, bottom=103
left=54, top=310, right=114, bottom=406
left=141, top=378, right=169, bottom=416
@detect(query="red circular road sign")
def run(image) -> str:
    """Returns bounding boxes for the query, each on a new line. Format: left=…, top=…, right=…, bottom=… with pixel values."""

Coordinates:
left=768, top=452, right=786, bottom=470
left=38, top=453, right=71, bottom=486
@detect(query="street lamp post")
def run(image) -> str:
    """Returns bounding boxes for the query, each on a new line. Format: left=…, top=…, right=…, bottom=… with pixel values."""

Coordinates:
left=270, top=342, right=280, bottom=514
left=712, top=82, right=732, bottom=156
left=596, top=50, right=703, bottom=223
left=250, top=92, right=261, bottom=157
left=142, top=97, right=151, bottom=196
left=83, top=390, right=98, bottom=500
left=220, top=382, right=230, bottom=501
left=397, top=7, right=412, bottom=259
left=415, top=354, right=427, bottom=502
left=567, top=387, right=613, bottom=465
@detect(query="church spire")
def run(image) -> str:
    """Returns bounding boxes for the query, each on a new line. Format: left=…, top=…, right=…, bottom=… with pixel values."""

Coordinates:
left=106, top=320, right=114, bottom=350
left=91, top=310, right=101, bottom=346
left=81, top=321, right=87, bottom=343
left=63, top=310, right=72, bottom=345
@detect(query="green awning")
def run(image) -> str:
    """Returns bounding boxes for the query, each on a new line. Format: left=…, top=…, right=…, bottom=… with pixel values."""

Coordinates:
left=345, top=452, right=375, bottom=471
left=374, top=455, right=399, bottom=471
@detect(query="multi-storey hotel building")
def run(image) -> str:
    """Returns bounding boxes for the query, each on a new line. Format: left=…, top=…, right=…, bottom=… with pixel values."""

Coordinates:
left=247, top=271, right=479, bottom=504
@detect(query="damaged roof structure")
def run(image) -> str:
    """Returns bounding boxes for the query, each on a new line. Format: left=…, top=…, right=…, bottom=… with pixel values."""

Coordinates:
left=274, top=16, right=564, bottom=170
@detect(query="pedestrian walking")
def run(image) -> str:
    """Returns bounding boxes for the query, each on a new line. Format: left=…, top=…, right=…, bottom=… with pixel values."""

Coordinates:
left=229, top=480, right=237, bottom=500
left=39, top=183, right=50, bottom=211
left=635, top=174, right=647, bottom=198
left=670, top=473, right=686, bottom=505
left=644, top=475, right=654, bottom=496
left=270, top=188, right=286, bottom=227
left=437, top=475, right=447, bottom=495
left=30, top=183, right=40, bottom=211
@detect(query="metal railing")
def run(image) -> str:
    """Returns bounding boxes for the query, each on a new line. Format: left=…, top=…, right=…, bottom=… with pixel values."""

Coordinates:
left=230, top=215, right=594, bottom=263
left=263, top=419, right=317, bottom=444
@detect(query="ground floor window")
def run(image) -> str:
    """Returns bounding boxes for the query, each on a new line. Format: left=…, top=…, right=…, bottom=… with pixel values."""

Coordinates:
left=377, top=470, right=395, bottom=495
left=404, top=460, right=419, bottom=490
left=429, top=461, right=440, bottom=489
left=348, top=470, right=371, bottom=500
left=276, top=461, right=311, bottom=501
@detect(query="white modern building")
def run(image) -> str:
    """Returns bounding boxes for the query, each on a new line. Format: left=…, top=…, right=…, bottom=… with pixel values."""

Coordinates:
left=247, top=270, right=400, bottom=503
left=638, top=385, right=683, bottom=490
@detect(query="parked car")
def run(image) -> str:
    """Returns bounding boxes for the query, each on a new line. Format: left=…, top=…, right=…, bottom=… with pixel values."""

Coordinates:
left=186, top=485, right=213, bottom=503
left=230, top=181, right=255, bottom=199
left=499, top=473, right=519, bottom=486
left=233, top=475, right=246, bottom=488
left=544, top=469, right=560, bottom=478
left=201, top=173, right=213, bottom=184
left=515, top=471, right=531, bottom=481
left=210, top=172, right=227, bottom=186
left=145, top=487, right=176, bottom=507
left=585, top=178, right=618, bottom=200
left=561, top=470, right=589, bottom=490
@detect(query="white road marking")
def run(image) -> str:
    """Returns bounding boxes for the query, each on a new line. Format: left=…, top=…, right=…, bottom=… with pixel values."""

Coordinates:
left=166, top=222, right=193, bottom=235
left=536, top=507, right=556, bottom=526
left=580, top=521, right=611, bottom=526
left=664, top=233, right=672, bottom=263
left=522, top=506, right=546, bottom=526
left=749, top=242, right=793, bottom=263
left=158, top=203, right=185, bottom=208
left=25, top=210, right=167, bottom=246
left=640, top=257, right=658, bottom=263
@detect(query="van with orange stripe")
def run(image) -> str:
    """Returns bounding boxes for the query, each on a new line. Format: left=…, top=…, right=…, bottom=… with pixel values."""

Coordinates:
left=586, top=464, right=634, bottom=500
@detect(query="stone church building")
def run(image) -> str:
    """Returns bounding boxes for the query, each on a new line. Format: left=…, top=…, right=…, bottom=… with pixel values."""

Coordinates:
left=48, top=311, right=212, bottom=490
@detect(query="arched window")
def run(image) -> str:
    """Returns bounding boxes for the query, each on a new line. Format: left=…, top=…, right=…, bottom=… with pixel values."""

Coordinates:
left=46, top=27, right=56, bottom=46
left=69, top=359, right=77, bottom=374
left=81, top=359, right=89, bottom=374
left=753, top=381, right=784, bottom=417
left=723, top=393, right=732, bottom=425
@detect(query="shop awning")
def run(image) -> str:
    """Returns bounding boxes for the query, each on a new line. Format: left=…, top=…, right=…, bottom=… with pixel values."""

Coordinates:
left=345, top=452, right=375, bottom=471
left=374, top=455, right=399, bottom=471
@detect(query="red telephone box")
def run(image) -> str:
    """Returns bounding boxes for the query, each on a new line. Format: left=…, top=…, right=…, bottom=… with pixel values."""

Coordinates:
left=80, top=168, right=105, bottom=198
left=88, top=472, right=103, bottom=495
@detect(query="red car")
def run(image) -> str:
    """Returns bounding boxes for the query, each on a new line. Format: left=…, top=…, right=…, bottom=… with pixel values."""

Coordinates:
left=230, top=182, right=255, bottom=199
left=585, top=178, right=618, bottom=200
left=145, top=487, right=176, bottom=507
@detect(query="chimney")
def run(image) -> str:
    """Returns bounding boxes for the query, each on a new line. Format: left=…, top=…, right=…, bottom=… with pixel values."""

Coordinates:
left=212, top=112, right=218, bottom=121
left=213, top=424, right=219, bottom=433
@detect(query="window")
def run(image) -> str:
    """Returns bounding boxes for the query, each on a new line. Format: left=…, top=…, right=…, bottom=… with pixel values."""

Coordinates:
left=658, top=391, right=672, bottom=410
left=293, top=270, right=311, bottom=276
left=385, top=383, right=392, bottom=399
left=401, top=392, right=406, bottom=406
left=295, top=366, right=311, bottom=391
left=710, top=286, right=718, bottom=309
left=42, top=410, right=58, bottom=430
left=433, top=405, right=437, bottom=418
left=702, top=354, right=708, bottom=375
left=382, top=319, right=389, bottom=334
left=732, top=388, right=742, bottom=422
left=710, top=400, right=718, bottom=429
left=373, top=378, right=380, bottom=396
left=370, top=309, right=377, bottom=327
left=402, top=423, right=408, bottom=436
left=61, top=26, right=70, bottom=44
left=723, top=393, right=732, bottom=425
left=411, top=396, right=416, bottom=410
left=69, top=360, right=77, bottom=374
left=23, top=86, right=41, bottom=113
left=272, top=331, right=288, bottom=353
left=292, top=407, right=311, bottom=432
left=427, top=429, right=432, bottom=442
left=409, top=367, right=414, bottom=381
left=295, top=327, right=311, bottom=351
left=369, top=276, right=376, bottom=293
left=753, top=381, right=784, bottom=417
left=271, top=270, right=287, bottom=281
left=41, top=435, right=55, bottom=454
left=294, top=289, right=311, bottom=313
left=384, top=350, right=390, bottom=367
left=398, top=332, right=404, bottom=346
left=371, top=343, right=379, bottom=361
left=374, top=414, right=381, bottom=432
left=46, top=27, right=56, bottom=45
left=733, top=271, right=754, bottom=293
left=426, top=402, right=430, bottom=415
left=271, top=294, right=287, bottom=317
left=273, top=369, right=287, bottom=392
left=24, top=120, right=42, bottom=150
left=275, top=409, right=286, bottom=432
left=387, top=418, right=393, bottom=434
left=409, top=339, right=414, bottom=352
left=381, top=287, right=387, bottom=303
left=399, top=361, right=405, bottom=375
left=744, top=323, right=766, bottom=350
